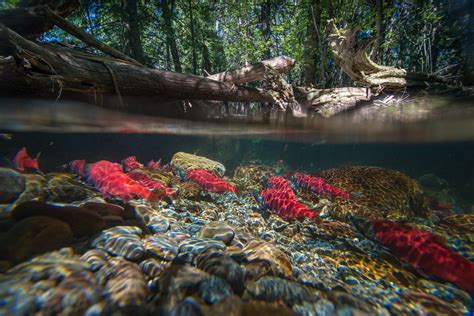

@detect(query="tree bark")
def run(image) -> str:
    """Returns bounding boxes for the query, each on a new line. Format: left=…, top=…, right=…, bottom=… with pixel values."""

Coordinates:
left=207, top=56, right=295, bottom=84
left=326, top=19, right=449, bottom=89
left=121, top=0, right=146, bottom=65
left=374, top=0, right=384, bottom=63
left=159, top=0, right=182, bottom=72
left=187, top=0, right=198, bottom=74
left=260, top=1, right=272, bottom=59
left=0, top=23, right=273, bottom=106
left=302, top=0, right=320, bottom=86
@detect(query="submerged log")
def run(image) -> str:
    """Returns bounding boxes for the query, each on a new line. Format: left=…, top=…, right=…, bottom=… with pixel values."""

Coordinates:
left=326, top=19, right=449, bottom=90
left=207, top=56, right=295, bottom=84
left=0, top=24, right=274, bottom=107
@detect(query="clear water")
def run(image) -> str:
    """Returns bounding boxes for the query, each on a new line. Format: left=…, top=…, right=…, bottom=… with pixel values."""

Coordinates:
left=0, top=97, right=473, bottom=315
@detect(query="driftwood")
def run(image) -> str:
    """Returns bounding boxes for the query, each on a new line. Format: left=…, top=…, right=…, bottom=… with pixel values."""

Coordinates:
left=326, top=19, right=449, bottom=90
left=207, top=56, right=295, bottom=84
left=0, top=24, right=276, bottom=107
left=294, top=86, right=371, bottom=117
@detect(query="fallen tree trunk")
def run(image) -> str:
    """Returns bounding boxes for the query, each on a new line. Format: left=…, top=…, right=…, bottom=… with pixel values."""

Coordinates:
left=294, top=86, right=372, bottom=117
left=0, top=23, right=275, bottom=106
left=326, top=19, right=449, bottom=90
left=207, top=56, right=295, bottom=84
left=206, top=55, right=373, bottom=118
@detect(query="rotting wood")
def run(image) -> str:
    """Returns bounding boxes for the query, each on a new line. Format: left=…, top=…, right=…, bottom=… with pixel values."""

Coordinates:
left=207, top=56, right=296, bottom=84
left=0, top=23, right=275, bottom=106
left=326, top=19, right=449, bottom=90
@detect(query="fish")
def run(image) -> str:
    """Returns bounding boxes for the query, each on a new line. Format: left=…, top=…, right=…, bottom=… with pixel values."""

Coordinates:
left=265, top=176, right=295, bottom=199
left=128, top=171, right=176, bottom=199
left=186, top=169, right=236, bottom=193
left=146, top=159, right=161, bottom=169
left=292, top=172, right=350, bottom=199
left=71, top=160, right=167, bottom=202
left=13, top=147, right=40, bottom=172
left=351, top=217, right=474, bottom=294
left=260, top=188, right=320, bottom=223
left=121, top=156, right=144, bottom=172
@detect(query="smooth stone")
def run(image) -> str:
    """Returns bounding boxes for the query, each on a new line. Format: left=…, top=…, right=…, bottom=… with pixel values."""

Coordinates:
left=148, top=216, right=170, bottom=234
left=246, top=276, right=319, bottom=306
left=0, top=216, right=73, bottom=262
left=11, top=201, right=104, bottom=237
left=105, top=258, right=148, bottom=310
left=46, top=173, right=97, bottom=203
left=178, top=238, right=227, bottom=256
left=80, top=249, right=111, bottom=272
left=103, top=215, right=126, bottom=228
left=15, top=174, right=47, bottom=204
left=139, top=258, right=170, bottom=279
left=81, top=201, right=125, bottom=217
left=41, top=270, right=102, bottom=315
left=243, top=240, right=293, bottom=279
left=143, top=235, right=179, bottom=261
left=197, top=221, right=235, bottom=245
left=0, top=168, right=25, bottom=203
left=196, top=249, right=245, bottom=295
left=91, top=226, right=144, bottom=260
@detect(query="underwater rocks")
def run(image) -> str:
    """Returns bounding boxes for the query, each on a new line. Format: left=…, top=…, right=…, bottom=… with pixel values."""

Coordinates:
left=320, top=166, right=429, bottom=221
left=197, top=221, right=235, bottom=245
left=233, top=164, right=276, bottom=190
left=45, top=172, right=98, bottom=203
left=242, top=239, right=293, bottom=279
left=0, top=167, right=25, bottom=203
left=0, top=216, right=73, bottom=262
left=11, top=200, right=105, bottom=237
left=91, top=226, right=145, bottom=260
left=171, top=151, right=226, bottom=177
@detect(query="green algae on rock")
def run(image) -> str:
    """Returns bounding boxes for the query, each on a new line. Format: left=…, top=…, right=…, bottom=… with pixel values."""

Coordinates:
left=171, top=151, right=226, bottom=177
left=319, top=166, right=430, bottom=221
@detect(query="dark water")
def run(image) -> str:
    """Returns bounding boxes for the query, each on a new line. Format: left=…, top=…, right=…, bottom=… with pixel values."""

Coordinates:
left=1, top=99, right=474, bottom=315
left=2, top=133, right=474, bottom=203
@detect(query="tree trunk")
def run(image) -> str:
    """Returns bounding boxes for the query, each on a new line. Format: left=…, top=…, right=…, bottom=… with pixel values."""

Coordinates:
left=302, top=0, right=320, bottom=86
left=0, top=23, right=273, bottom=106
left=326, top=19, right=449, bottom=89
left=121, top=0, right=146, bottom=64
left=207, top=56, right=295, bottom=84
left=260, top=1, right=272, bottom=59
left=160, top=0, right=182, bottom=73
left=187, top=0, right=198, bottom=74
left=374, top=0, right=384, bottom=63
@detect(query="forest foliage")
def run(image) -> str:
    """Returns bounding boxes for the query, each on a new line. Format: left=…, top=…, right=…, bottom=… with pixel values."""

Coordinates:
left=0, top=0, right=466, bottom=87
